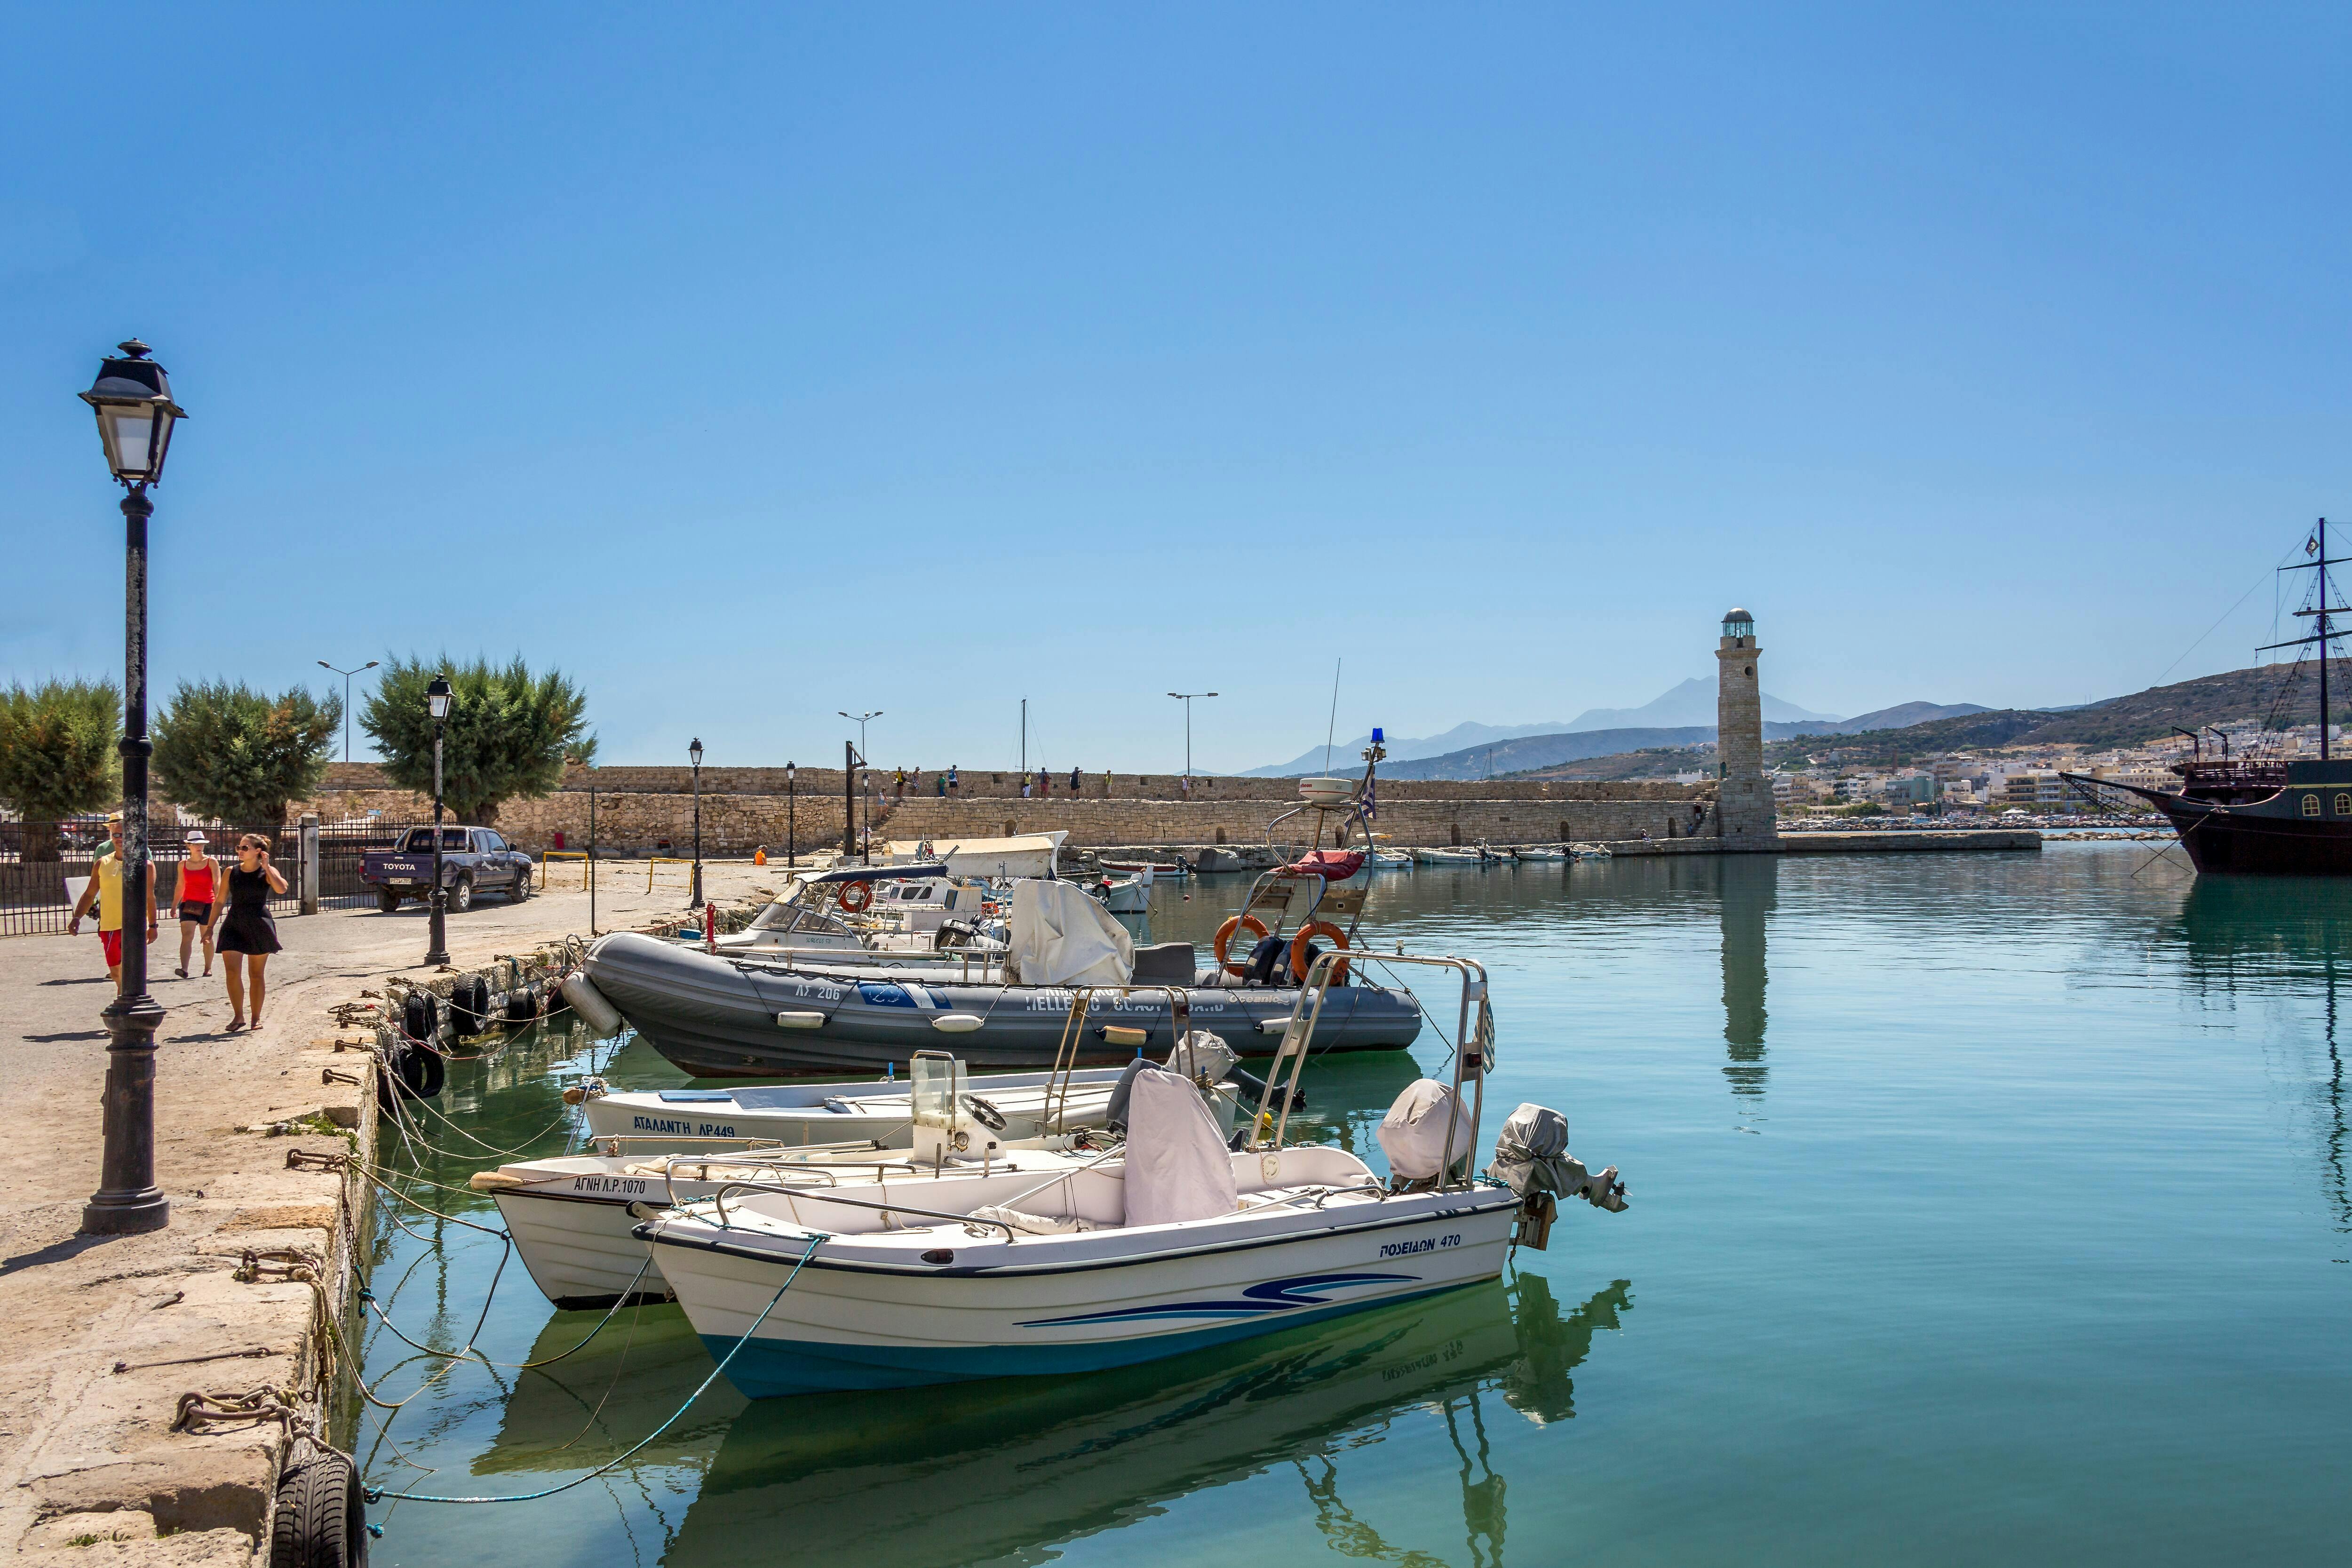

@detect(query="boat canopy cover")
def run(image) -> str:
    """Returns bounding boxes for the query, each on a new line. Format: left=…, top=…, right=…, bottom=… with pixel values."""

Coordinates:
left=1377, top=1079, right=1476, bottom=1181
left=1004, top=878, right=1134, bottom=987
left=800, top=862, right=951, bottom=886
left=885, top=833, right=1066, bottom=880
left=1122, top=1065, right=1240, bottom=1227
left=1283, top=849, right=1366, bottom=881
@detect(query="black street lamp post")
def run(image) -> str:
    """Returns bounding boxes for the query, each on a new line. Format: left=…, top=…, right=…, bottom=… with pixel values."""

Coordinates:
left=786, top=761, right=796, bottom=868
left=689, top=738, right=705, bottom=907
left=1167, top=691, right=1219, bottom=785
left=424, top=674, right=452, bottom=967
left=79, top=340, right=183, bottom=1237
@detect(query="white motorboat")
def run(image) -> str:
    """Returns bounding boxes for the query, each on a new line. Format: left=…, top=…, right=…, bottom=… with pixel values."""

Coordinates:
left=1100, top=859, right=1186, bottom=879
left=489, top=1040, right=1253, bottom=1309
left=709, top=864, right=1009, bottom=965
left=639, top=953, right=1628, bottom=1396
left=1510, top=845, right=1570, bottom=862
left=1088, top=870, right=1151, bottom=914
left=580, top=1065, right=1148, bottom=1151
left=1413, top=847, right=1484, bottom=866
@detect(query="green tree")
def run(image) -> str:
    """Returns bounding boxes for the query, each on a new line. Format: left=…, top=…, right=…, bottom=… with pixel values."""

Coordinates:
left=360, top=656, right=594, bottom=825
left=152, top=680, right=340, bottom=825
left=0, top=678, right=120, bottom=861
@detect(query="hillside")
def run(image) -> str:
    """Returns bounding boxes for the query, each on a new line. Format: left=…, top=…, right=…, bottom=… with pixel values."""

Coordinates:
left=1388, top=718, right=1843, bottom=780
left=1765, top=709, right=2061, bottom=768
left=2016, top=659, right=2352, bottom=749
left=1826, top=700, right=1989, bottom=734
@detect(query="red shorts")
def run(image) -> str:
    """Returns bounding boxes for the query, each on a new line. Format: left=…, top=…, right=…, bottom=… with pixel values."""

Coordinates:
left=99, top=929, right=123, bottom=966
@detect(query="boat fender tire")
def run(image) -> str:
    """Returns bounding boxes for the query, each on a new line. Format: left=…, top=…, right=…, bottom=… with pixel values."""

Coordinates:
left=560, top=973, right=625, bottom=1038
left=1213, top=915, right=1271, bottom=979
left=960, top=1093, right=1008, bottom=1132
left=389, top=1038, right=444, bottom=1101
left=268, top=1446, right=367, bottom=1568
left=450, top=977, right=490, bottom=1035
left=503, top=987, right=539, bottom=1024
left=837, top=881, right=874, bottom=913
left=400, top=990, right=440, bottom=1044
left=1289, top=921, right=1351, bottom=983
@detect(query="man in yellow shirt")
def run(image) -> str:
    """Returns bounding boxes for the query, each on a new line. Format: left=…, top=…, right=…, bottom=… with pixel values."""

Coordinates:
left=67, top=811, right=159, bottom=987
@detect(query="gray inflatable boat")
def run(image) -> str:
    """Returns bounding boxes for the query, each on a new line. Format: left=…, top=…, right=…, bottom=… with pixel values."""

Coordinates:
left=581, top=931, right=1423, bottom=1077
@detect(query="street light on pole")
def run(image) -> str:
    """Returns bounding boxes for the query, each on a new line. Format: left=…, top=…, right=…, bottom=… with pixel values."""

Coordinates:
left=78, top=338, right=183, bottom=1238
left=317, top=659, right=379, bottom=763
left=1167, top=692, right=1219, bottom=785
left=838, top=710, right=881, bottom=764
left=688, top=737, right=705, bottom=907
left=423, top=674, right=453, bottom=968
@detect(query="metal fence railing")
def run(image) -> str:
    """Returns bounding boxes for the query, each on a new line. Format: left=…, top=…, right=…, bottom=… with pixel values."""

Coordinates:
left=0, top=816, right=428, bottom=938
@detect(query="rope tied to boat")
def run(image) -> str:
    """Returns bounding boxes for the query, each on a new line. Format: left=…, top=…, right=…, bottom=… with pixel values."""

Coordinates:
left=363, top=1234, right=828, bottom=1507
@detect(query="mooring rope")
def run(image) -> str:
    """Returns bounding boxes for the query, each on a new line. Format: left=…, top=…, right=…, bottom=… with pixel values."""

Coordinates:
left=364, top=1236, right=825, bottom=1506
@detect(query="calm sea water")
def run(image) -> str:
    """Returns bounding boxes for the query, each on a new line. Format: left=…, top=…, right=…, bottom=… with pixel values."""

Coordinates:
left=357, top=845, right=2352, bottom=1566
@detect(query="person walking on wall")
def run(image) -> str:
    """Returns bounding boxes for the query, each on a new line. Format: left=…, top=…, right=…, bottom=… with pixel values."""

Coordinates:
left=935, top=772, right=946, bottom=797
left=1069, top=765, right=1082, bottom=795
left=173, top=830, right=217, bottom=979
left=947, top=764, right=959, bottom=796
left=894, top=768, right=907, bottom=802
left=214, top=833, right=286, bottom=1032
left=66, top=811, right=157, bottom=988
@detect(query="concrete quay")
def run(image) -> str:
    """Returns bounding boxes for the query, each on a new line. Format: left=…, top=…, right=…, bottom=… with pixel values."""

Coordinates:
left=1601, top=829, right=2042, bottom=856
left=0, top=863, right=777, bottom=1564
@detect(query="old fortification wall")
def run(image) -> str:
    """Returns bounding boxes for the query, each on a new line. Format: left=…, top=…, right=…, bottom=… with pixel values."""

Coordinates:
left=288, top=785, right=1715, bottom=854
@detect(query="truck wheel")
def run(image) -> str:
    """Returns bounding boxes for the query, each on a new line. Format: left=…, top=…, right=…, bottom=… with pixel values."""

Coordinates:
left=509, top=869, right=531, bottom=903
left=449, top=874, right=474, bottom=913
left=374, top=889, right=401, bottom=914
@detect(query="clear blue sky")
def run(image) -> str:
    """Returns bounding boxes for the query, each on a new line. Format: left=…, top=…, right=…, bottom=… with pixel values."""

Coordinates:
left=6, top=4, right=2349, bottom=772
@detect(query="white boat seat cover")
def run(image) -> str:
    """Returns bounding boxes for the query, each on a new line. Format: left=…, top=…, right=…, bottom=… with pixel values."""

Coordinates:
left=1377, top=1078, right=1476, bottom=1181
left=1003, top=879, right=1135, bottom=987
left=1122, top=1065, right=1240, bottom=1227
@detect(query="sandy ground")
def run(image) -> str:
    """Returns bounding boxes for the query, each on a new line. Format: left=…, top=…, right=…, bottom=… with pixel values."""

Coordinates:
left=0, top=860, right=774, bottom=1560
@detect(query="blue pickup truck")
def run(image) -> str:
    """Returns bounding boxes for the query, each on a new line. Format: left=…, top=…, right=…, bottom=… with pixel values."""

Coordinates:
left=360, top=826, right=534, bottom=914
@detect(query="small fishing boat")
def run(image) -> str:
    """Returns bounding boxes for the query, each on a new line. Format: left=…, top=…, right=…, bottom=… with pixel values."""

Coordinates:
left=1413, top=846, right=1484, bottom=866
left=486, top=1040, right=1261, bottom=1308
left=1510, top=845, right=1570, bottom=862
left=639, top=953, right=1626, bottom=1396
left=709, top=864, right=1007, bottom=963
left=574, top=1064, right=1135, bottom=1150
left=1101, top=858, right=1186, bottom=879
left=1088, top=870, right=1151, bottom=914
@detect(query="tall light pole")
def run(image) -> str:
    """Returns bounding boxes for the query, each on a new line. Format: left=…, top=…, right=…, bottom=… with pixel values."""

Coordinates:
left=838, top=710, right=881, bottom=766
left=424, top=674, right=452, bottom=967
left=688, top=737, right=705, bottom=907
left=317, top=660, right=379, bottom=763
left=785, top=760, right=796, bottom=868
left=78, top=339, right=183, bottom=1237
left=1168, top=692, right=1218, bottom=784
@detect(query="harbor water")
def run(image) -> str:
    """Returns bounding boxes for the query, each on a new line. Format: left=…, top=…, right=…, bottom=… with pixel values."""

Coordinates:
left=357, top=844, right=2352, bottom=1565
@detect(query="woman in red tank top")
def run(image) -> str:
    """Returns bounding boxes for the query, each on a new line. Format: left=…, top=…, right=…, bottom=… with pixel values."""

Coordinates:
left=173, top=831, right=217, bottom=979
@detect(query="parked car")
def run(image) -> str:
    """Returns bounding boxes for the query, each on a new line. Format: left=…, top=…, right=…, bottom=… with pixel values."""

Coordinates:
left=360, top=826, right=533, bottom=914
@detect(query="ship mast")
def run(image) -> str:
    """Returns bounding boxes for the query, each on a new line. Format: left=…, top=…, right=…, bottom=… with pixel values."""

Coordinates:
left=2260, top=515, right=2350, bottom=759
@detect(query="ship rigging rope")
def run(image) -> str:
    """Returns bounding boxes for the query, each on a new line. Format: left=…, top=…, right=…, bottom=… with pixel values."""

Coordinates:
left=363, top=1239, right=826, bottom=1506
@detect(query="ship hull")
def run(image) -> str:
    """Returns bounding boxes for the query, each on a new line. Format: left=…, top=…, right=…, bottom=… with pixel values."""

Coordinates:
left=2155, top=799, right=2352, bottom=875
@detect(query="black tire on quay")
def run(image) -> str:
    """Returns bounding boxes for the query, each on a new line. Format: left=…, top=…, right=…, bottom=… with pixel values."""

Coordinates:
left=268, top=1449, right=368, bottom=1568
left=451, top=976, right=491, bottom=1035
left=400, top=990, right=437, bottom=1045
left=374, top=888, right=401, bottom=914
left=449, top=873, right=474, bottom=913
left=392, top=1039, right=445, bottom=1100
left=504, top=987, right=539, bottom=1024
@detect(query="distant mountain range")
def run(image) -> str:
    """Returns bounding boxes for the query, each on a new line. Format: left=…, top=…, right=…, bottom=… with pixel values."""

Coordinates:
left=1240, top=680, right=1846, bottom=776
left=1384, top=722, right=1837, bottom=781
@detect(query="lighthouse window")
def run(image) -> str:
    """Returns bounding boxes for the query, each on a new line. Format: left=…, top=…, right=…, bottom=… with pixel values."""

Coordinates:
left=2337, top=794, right=2351, bottom=815
left=2303, top=794, right=2323, bottom=817
left=1745, top=666, right=1754, bottom=677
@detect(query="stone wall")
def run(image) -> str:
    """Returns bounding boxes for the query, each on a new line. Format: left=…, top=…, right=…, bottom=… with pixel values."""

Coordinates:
left=310, top=760, right=1706, bottom=805
left=286, top=785, right=1715, bottom=854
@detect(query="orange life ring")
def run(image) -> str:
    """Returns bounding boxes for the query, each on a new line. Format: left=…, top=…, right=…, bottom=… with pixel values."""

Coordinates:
left=837, top=880, right=874, bottom=913
left=1289, top=920, right=1351, bottom=983
left=1213, top=915, right=1271, bottom=978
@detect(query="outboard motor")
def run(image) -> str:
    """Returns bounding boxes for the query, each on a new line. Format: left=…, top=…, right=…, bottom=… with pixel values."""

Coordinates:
left=1486, top=1102, right=1628, bottom=1250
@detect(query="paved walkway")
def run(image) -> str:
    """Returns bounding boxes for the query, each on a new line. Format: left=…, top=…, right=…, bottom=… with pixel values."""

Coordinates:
left=0, top=861, right=773, bottom=1560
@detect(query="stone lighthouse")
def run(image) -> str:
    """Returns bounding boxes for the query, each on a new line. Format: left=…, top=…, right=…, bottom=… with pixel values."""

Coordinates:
left=1715, top=608, right=1780, bottom=848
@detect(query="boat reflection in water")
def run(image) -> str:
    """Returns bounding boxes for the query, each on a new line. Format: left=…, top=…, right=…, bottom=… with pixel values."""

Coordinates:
left=642, top=1271, right=1633, bottom=1568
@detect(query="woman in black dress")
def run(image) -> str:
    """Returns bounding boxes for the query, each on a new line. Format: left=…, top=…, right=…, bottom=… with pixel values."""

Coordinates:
left=213, top=833, right=287, bottom=1032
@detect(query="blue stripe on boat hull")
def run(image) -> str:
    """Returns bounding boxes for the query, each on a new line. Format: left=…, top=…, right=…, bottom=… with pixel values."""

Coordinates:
left=701, top=1280, right=1482, bottom=1397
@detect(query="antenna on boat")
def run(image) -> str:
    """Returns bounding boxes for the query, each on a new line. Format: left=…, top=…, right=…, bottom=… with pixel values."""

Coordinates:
left=1323, top=658, right=1343, bottom=773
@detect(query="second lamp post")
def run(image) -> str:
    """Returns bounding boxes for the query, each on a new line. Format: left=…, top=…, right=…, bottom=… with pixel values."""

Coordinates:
left=688, top=738, right=704, bottom=907
left=424, top=674, right=452, bottom=967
